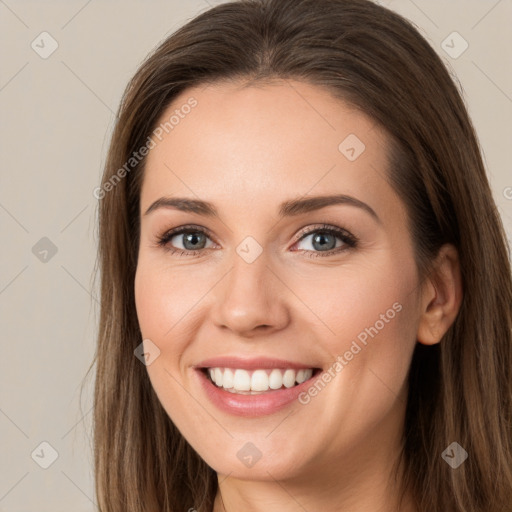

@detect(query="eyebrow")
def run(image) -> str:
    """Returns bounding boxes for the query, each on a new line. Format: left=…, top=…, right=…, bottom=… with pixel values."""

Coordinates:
left=144, top=194, right=380, bottom=223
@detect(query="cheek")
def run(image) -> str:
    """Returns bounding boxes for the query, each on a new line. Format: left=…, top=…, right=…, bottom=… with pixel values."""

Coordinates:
left=134, top=260, right=206, bottom=428
left=134, top=258, right=203, bottom=341
left=302, top=255, right=418, bottom=349
left=286, top=264, right=419, bottom=456
left=134, top=256, right=217, bottom=416
left=135, top=269, right=173, bottom=339
left=302, top=256, right=420, bottom=405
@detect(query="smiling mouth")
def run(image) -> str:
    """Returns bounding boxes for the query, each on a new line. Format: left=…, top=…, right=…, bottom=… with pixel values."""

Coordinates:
left=202, top=367, right=322, bottom=394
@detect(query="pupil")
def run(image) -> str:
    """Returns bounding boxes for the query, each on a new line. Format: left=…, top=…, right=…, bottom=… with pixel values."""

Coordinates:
left=313, top=232, right=335, bottom=251
left=184, top=232, right=205, bottom=250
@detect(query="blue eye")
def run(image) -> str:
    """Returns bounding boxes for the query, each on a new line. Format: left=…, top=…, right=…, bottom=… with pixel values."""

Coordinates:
left=156, top=223, right=357, bottom=258
left=156, top=225, right=215, bottom=256
left=292, top=225, right=357, bottom=258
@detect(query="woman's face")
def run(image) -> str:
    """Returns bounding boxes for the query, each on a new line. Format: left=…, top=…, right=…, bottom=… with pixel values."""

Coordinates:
left=135, top=80, right=424, bottom=484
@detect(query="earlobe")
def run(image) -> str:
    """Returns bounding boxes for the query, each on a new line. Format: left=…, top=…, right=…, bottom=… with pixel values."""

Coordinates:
left=416, top=244, right=463, bottom=346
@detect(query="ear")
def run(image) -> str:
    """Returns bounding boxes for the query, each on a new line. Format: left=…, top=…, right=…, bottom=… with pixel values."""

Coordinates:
left=417, top=244, right=463, bottom=345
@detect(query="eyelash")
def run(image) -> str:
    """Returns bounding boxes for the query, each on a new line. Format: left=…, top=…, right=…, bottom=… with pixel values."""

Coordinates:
left=155, top=223, right=358, bottom=258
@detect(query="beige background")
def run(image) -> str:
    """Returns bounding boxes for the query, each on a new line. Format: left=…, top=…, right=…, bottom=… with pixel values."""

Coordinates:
left=0, top=0, right=511, bottom=510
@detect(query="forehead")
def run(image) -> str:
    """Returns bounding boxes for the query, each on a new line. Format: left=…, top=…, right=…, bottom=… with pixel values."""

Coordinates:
left=141, top=80, right=395, bottom=219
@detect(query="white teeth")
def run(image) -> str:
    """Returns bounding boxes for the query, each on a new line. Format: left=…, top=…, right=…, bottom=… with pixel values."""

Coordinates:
left=233, top=369, right=251, bottom=391
left=295, top=369, right=312, bottom=384
left=268, top=369, right=283, bottom=389
left=214, top=368, right=223, bottom=387
left=206, top=367, right=315, bottom=393
left=222, top=368, right=234, bottom=389
left=301, top=368, right=313, bottom=382
left=296, top=369, right=306, bottom=384
left=282, top=369, right=296, bottom=388
left=251, top=370, right=269, bottom=391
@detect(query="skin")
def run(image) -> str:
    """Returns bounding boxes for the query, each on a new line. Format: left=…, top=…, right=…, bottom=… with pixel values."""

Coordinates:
left=134, top=80, right=462, bottom=512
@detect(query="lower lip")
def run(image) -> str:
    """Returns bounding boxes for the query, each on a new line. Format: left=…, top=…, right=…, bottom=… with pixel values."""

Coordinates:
left=195, top=369, right=320, bottom=417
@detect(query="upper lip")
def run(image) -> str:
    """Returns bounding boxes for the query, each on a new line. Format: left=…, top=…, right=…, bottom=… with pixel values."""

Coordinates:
left=195, top=356, right=319, bottom=371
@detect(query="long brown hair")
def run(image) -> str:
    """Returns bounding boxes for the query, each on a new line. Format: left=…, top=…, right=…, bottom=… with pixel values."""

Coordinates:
left=86, top=0, right=512, bottom=510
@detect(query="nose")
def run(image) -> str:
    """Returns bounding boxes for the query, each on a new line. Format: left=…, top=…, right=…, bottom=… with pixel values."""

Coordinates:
left=211, top=251, right=291, bottom=338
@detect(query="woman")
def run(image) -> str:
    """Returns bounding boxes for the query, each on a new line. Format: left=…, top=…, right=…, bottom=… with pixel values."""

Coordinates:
left=90, top=0, right=512, bottom=510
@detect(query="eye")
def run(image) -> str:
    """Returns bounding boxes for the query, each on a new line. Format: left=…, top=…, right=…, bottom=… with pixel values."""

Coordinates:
left=156, top=225, right=216, bottom=256
left=291, top=224, right=358, bottom=258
